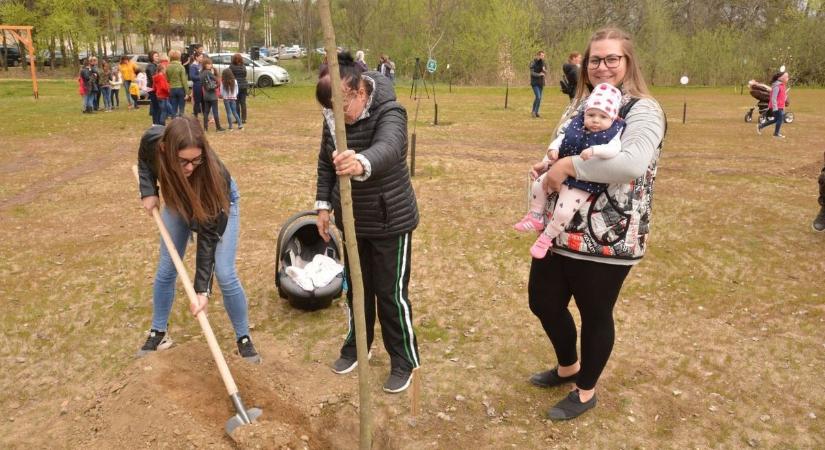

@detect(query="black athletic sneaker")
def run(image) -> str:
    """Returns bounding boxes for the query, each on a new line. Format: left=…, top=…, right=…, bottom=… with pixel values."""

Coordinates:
left=547, top=389, right=597, bottom=421
left=136, top=329, right=173, bottom=357
left=331, top=351, right=372, bottom=374
left=382, top=367, right=413, bottom=394
left=236, top=335, right=261, bottom=364
left=813, top=207, right=825, bottom=232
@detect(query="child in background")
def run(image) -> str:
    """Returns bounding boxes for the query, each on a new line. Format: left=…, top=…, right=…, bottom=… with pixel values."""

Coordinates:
left=152, top=64, right=171, bottom=124
left=200, top=57, right=224, bottom=132
left=110, top=65, right=122, bottom=109
left=514, top=83, right=625, bottom=258
left=100, top=62, right=113, bottom=112
left=221, top=68, right=242, bottom=131
left=129, top=68, right=142, bottom=110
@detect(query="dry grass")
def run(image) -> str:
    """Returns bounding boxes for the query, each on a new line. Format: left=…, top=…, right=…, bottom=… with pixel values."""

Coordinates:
left=1, top=77, right=824, bottom=449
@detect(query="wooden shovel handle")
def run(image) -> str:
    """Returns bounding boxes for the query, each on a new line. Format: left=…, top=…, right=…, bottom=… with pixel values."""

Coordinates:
left=132, top=165, right=239, bottom=396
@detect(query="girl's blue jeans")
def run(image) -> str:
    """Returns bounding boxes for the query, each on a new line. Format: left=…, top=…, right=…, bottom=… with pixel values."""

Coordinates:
left=151, top=179, right=249, bottom=338
left=224, top=99, right=241, bottom=128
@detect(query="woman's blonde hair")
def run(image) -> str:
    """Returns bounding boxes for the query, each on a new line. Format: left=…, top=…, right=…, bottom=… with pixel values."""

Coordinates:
left=574, top=27, right=650, bottom=101
left=156, top=116, right=228, bottom=223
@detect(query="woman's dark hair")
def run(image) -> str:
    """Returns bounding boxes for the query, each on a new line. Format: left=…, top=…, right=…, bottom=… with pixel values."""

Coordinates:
left=148, top=51, right=158, bottom=62
left=231, top=53, right=243, bottom=66
left=119, top=55, right=129, bottom=64
left=770, top=72, right=786, bottom=83
left=156, top=116, right=228, bottom=222
left=315, top=51, right=366, bottom=109
left=222, top=67, right=236, bottom=92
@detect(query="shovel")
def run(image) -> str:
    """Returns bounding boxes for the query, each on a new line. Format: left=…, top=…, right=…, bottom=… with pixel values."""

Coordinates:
left=132, top=166, right=262, bottom=435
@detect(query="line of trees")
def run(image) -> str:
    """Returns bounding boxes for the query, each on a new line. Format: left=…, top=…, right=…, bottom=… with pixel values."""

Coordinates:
left=2, top=0, right=825, bottom=85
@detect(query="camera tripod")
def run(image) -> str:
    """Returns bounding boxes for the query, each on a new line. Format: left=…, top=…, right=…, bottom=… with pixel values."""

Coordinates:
left=249, top=63, right=271, bottom=98
left=409, top=57, right=430, bottom=100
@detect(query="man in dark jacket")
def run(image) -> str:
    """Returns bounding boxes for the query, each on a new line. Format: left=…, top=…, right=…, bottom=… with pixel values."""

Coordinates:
left=229, top=53, right=249, bottom=123
left=146, top=51, right=160, bottom=124
left=814, top=151, right=825, bottom=232
left=315, top=58, right=420, bottom=394
left=530, top=50, right=547, bottom=118
left=80, top=57, right=99, bottom=114
left=561, top=51, right=581, bottom=101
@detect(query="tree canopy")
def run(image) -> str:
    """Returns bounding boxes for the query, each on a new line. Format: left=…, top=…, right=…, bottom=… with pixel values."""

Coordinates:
left=2, top=0, right=823, bottom=85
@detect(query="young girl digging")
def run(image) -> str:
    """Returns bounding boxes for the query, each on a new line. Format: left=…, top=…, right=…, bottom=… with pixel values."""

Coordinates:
left=135, top=116, right=259, bottom=362
left=515, top=83, right=625, bottom=258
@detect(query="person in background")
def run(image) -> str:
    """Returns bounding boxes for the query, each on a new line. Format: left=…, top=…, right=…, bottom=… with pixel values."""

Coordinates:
left=80, top=57, right=99, bottom=114
left=77, top=60, right=88, bottom=113
left=229, top=53, right=249, bottom=124
left=756, top=71, right=789, bottom=138
left=378, top=54, right=395, bottom=83
left=153, top=63, right=171, bottom=125
left=530, top=50, right=548, bottom=118
left=92, top=57, right=103, bottom=111
left=135, top=116, right=259, bottom=363
left=129, top=67, right=142, bottom=110
left=221, top=68, right=242, bottom=131
left=355, top=50, right=369, bottom=71
left=200, top=57, right=224, bottom=132
left=110, top=64, right=122, bottom=109
left=167, top=49, right=189, bottom=117
left=814, top=152, right=825, bottom=232
left=190, top=53, right=204, bottom=119
left=100, top=61, right=113, bottom=112
left=561, top=52, right=582, bottom=101
left=146, top=51, right=160, bottom=124
left=120, top=55, right=137, bottom=109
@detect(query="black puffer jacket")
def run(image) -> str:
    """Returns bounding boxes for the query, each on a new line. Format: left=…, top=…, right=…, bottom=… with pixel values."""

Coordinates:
left=229, top=64, right=249, bottom=90
left=137, top=125, right=232, bottom=295
left=316, top=71, right=418, bottom=238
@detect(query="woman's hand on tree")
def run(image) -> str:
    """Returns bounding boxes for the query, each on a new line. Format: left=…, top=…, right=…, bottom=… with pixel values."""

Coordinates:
left=332, top=149, right=364, bottom=176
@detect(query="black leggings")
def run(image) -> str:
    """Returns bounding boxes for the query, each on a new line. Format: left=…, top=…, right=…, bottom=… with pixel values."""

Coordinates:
left=528, top=253, right=631, bottom=390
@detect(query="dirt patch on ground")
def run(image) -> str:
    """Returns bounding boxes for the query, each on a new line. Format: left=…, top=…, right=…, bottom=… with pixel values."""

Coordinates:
left=60, top=335, right=386, bottom=449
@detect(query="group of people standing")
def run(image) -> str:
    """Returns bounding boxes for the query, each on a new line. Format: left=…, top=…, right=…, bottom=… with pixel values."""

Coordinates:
left=78, top=46, right=249, bottom=132
left=134, top=28, right=669, bottom=420
left=529, top=50, right=583, bottom=117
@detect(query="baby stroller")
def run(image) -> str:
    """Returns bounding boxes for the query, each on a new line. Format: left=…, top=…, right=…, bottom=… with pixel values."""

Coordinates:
left=275, top=210, right=344, bottom=310
left=744, top=80, right=794, bottom=126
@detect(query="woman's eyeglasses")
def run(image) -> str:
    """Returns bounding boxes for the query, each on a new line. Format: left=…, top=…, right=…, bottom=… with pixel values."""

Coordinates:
left=588, top=54, right=624, bottom=69
left=178, top=155, right=204, bottom=167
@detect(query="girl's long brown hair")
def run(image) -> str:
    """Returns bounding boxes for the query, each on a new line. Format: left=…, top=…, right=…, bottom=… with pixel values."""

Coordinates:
left=574, top=27, right=651, bottom=101
left=157, top=116, right=228, bottom=223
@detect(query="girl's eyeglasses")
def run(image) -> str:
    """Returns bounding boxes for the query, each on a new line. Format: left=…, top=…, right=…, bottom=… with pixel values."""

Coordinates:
left=588, top=55, right=624, bottom=69
left=178, top=155, right=204, bottom=167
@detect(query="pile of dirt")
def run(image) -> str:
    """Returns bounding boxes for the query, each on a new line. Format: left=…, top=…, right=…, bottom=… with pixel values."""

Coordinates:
left=67, top=335, right=381, bottom=449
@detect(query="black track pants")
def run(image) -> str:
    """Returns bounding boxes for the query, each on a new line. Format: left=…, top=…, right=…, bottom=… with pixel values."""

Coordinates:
left=528, top=252, right=631, bottom=390
left=340, top=232, right=420, bottom=372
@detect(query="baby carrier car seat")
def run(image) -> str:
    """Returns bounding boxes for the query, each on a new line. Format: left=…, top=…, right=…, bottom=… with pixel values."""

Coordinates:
left=275, top=210, right=343, bottom=310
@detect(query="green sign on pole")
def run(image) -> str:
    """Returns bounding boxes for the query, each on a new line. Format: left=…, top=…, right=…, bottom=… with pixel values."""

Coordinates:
left=426, top=58, right=437, bottom=73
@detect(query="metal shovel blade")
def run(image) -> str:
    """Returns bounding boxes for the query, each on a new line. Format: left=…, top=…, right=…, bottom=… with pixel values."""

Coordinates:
left=225, top=406, right=263, bottom=435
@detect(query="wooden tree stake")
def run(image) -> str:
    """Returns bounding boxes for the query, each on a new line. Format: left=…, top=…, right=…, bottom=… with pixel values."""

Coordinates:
left=317, top=2, right=372, bottom=449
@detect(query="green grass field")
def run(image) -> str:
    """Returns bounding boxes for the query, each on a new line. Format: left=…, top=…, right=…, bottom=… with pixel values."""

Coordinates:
left=1, top=73, right=823, bottom=448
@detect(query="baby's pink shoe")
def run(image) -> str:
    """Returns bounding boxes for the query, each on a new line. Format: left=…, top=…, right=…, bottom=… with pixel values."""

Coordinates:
left=530, top=234, right=554, bottom=259
left=514, top=213, right=545, bottom=232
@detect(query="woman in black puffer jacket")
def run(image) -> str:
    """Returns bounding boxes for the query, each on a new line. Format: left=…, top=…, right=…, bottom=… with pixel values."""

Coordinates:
left=314, top=53, right=420, bottom=394
left=229, top=53, right=248, bottom=124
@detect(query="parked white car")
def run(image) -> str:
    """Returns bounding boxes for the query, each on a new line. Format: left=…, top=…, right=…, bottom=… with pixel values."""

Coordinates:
left=208, top=53, right=289, bottom=87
